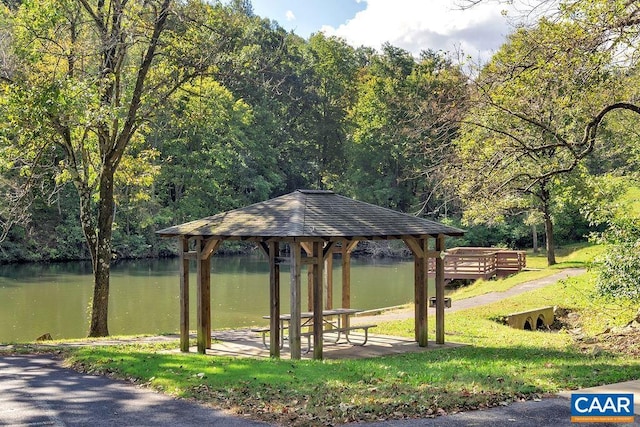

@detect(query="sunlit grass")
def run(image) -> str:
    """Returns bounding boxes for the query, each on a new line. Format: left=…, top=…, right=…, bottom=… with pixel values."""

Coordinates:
left=379, top=271, right=637, bottom=344
left=64, top=331, right=638, bottom=425
left=449, top=269, right=560, bottom=300
left=525, top=242, right=603, bottom=270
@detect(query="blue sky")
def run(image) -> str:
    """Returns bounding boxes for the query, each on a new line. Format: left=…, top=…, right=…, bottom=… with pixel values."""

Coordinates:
left=245, top=0, right=530, bottom=62
left=250, top=0, right=366, bottom=39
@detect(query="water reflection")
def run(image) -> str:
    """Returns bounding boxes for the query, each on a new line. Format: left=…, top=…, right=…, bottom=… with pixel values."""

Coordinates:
left=0, top=255, right=430, bottom=343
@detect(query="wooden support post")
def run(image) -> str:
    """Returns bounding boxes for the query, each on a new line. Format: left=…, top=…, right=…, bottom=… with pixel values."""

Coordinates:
left=289, top=242, right=302, bottom=360
left=436, top=234, right=446, bottom=344
left=404, top=237, right=428, bottom=346
left=203, top=252, right=211, bottom=350
left=312, top=241, right=324, bottom=360
left=196, top=239, right=206, bottom=354
left=268, top=241, right=281, bottom=358
left=413, top=253, right=420, bottom=342
left=341, top=241, right=357, bottom=326
left=307, top=265, right=314, bottom=311
left=301, top=243, right=313, bottom=311
left=196, top=238, right=217, bottom=354
left=424, top=240, right=430, bottom=344
left=324, top=254, right=333, bottom=310
left=415, top=238, right=428, bottom=347
left=341, top=247, right=351, bottom=310
left=179, top=237, right=190, bottom=353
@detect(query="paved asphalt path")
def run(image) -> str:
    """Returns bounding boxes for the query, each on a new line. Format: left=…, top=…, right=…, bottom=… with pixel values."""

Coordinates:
left=354, top=268, right=588, bottom=325
left=0, top=354, right=268, bottom=426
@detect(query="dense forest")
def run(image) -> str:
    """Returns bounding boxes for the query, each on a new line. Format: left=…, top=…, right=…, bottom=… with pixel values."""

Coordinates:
left=0, top=0, right=638, bottom=266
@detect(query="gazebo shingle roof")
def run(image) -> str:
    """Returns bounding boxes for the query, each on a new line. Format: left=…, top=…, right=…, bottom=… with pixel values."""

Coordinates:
left=157, top=189, right=464, bottom=240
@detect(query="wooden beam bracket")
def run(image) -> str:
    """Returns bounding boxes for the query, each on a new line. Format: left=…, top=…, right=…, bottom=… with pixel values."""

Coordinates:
left=201, top=239, right=221, bottom=260
left=403, top=238, right=424, bottom=258
left=343, top=240, right=359, bottom=254
left=322, top=242, right=336, bottom=260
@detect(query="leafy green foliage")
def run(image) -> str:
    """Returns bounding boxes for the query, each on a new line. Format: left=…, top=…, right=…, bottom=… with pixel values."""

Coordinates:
left=2, top=0, right=634, bottom=267
left=450, top=13, right=640, bottom=264
left=343, top=46, right=467, bottom=213
left=152, top=77, right=280, bottom=223
left=591, top=185, right=640, bottom=300
left=596, top=238, right=640, bottom=300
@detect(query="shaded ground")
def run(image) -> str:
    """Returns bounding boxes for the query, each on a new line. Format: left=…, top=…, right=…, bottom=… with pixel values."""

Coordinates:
left=0, top=354, right=267, bottom=426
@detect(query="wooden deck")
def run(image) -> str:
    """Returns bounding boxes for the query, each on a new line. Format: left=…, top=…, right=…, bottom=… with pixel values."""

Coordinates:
left=428, top=247, right=526, bottom=281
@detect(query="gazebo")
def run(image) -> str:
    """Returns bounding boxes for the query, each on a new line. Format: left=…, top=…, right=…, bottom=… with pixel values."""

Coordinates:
left=157, top=190, right=464, bottom=360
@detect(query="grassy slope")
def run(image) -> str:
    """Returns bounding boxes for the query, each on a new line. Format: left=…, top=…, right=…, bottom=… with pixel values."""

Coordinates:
left=50, top=244, right=640, bottom=425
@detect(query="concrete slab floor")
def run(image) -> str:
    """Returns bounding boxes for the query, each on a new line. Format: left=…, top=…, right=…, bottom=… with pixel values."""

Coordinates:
left=180, top=329, right=466, bottom=360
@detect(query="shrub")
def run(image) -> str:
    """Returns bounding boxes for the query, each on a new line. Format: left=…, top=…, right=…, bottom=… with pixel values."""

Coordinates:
left=594, top=218, right=640, bottom=300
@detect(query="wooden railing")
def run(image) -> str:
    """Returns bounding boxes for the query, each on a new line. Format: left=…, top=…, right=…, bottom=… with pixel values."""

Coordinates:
left=428, top=247, right=526, bottom=280
left=495, top=250, right=526, bottom=274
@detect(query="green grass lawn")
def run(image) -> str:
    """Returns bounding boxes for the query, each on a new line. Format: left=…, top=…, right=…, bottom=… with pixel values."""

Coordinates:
left=449, top=268, right=561, bottom=300
left=48, top=243, right=639, bottom=426
left=524, top=242, right=603, bottom=270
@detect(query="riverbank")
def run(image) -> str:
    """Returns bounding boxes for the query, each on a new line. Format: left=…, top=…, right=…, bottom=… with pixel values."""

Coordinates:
left=0, top=239, right=418, bottom=265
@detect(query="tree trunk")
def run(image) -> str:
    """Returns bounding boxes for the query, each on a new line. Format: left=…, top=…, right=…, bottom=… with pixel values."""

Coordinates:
left=532, top=223, right=539, bottom=253
left=537, top=181, right=556, bottom=266
left=88, top=169, right=116, bottom=337
left=543, top=211, right=556, bottom=266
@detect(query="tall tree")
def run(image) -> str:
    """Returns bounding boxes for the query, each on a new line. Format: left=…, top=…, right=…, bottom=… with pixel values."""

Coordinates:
left=229, top=0, right=253, bottom=16
left=301, top=33, right=359, bottom=188
left=400, top=50, right=468, bottom=217
left=344, top=44, right=418, bottom=210
left=345, top=45, right=467, bottom=213
left=153, top=77, right=281, bottom=223
left=450, top=17, right=640, bottom=265
left=208, top=11, right=316, bottom=192
left=0, top=0, right=219, bottom=336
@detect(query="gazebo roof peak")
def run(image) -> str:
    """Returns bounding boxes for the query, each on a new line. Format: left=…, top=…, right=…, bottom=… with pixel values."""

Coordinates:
left=296, top=189, right=334, bottom=194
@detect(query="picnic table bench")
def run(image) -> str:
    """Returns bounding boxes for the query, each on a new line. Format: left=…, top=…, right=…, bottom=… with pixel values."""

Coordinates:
left=252, top=308, right=376, bottom=352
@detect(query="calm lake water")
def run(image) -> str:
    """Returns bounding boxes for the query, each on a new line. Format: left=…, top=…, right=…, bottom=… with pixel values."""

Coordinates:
left=0, top=255, right=432, bottom=343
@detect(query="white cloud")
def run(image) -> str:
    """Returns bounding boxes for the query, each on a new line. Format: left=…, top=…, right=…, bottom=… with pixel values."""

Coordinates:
left=285, top=10, right=296, bottom=22
left=322, top=0, right=520, bottom=62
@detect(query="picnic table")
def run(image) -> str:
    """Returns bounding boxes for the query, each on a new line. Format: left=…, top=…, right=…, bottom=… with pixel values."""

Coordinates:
left=252, top=308, right=376, bottom=352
